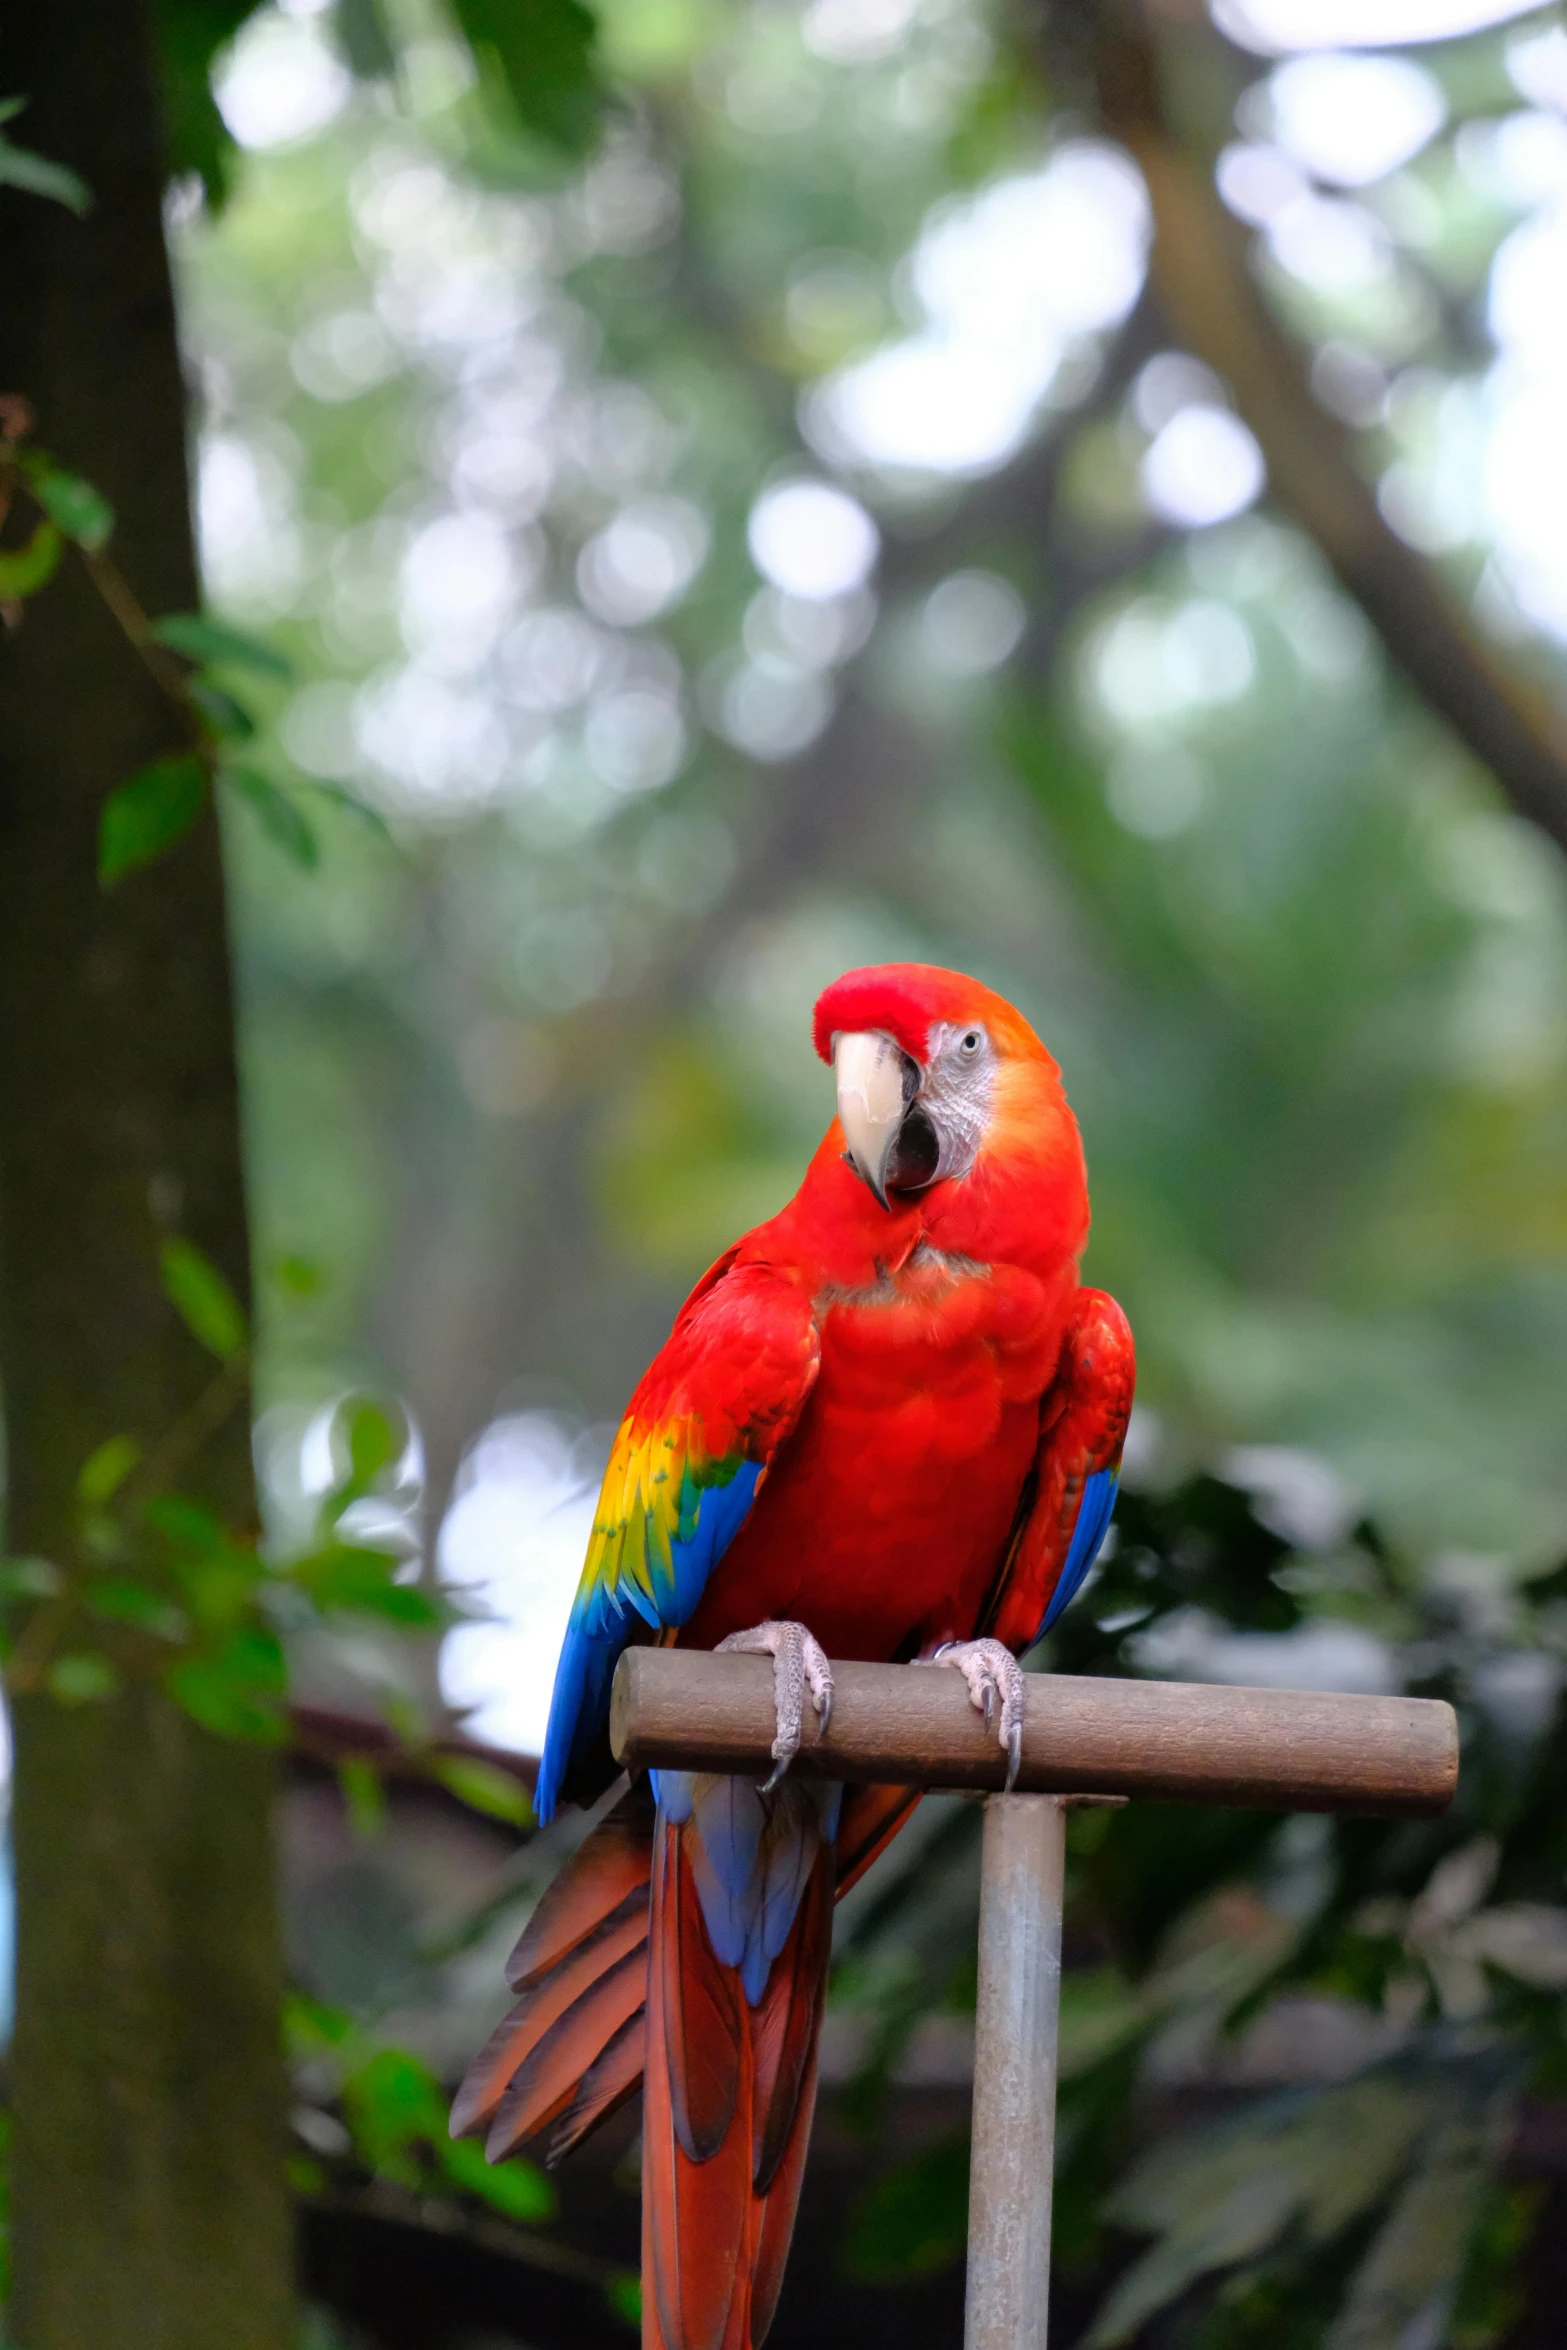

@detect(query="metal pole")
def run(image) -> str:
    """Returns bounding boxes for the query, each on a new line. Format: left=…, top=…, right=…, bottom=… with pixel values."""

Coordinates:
left=964, top=1793, right=1067, bottom=2350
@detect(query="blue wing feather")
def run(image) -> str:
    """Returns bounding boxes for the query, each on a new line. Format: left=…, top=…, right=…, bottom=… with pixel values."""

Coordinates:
left=535, top=1459, right=764, bottom=1823
left=1035, top=1467, right=1119, bottom=1639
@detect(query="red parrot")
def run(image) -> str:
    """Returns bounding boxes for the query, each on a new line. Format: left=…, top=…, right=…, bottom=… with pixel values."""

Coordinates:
left=452, top=963, right=1134, bottom=2349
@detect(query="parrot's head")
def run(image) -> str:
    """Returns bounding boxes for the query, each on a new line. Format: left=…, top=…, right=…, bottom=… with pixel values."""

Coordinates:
left=812, top=962, right=1079, bottom=1216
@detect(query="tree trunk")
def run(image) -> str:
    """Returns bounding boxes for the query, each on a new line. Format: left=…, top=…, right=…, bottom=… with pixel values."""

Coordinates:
left=0, top=4, right=295, bottom=2345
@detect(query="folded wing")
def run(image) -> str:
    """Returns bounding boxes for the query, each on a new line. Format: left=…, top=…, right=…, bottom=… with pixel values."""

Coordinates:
left=985, top=1286, right=1136, bottom=1651
left=535, top=1252, right=821, bottom=1822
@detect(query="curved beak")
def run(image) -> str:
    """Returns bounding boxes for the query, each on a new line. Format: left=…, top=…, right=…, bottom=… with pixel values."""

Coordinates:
left=834, top=1030, right=910, bottom=1210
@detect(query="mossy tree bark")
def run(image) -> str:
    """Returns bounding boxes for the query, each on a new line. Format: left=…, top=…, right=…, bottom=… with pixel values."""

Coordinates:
left=0, top=3, right=295, bottom=2344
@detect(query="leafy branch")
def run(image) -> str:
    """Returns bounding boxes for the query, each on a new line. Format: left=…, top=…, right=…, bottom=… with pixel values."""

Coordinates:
left=0, top=95, right=89, bottom=213
left=0, top=399, right=386, bottom=882
left=0, top=1235, right=452, bottom=1744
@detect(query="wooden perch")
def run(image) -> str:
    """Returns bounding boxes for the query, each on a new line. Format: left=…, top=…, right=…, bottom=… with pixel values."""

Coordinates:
left=611, top=1650, right=1459, bottom=1817
left=1054, top=0, right=1567, bottom=858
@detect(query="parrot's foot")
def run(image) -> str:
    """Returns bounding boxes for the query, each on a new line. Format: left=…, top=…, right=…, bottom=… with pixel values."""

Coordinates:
left=921, top=1639, right=1027, bottom=1791
left=716, top=1620, right=834, bottom=1792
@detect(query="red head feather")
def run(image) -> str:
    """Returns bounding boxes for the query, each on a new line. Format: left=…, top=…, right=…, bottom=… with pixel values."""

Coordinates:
left=813, top=962, right=1051, bottom=1071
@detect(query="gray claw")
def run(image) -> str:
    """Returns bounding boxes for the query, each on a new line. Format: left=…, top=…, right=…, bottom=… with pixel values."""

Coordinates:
left=920, top=1637, right=1027, bottom=1788
left=716, top=1618, right=835, bottom=1793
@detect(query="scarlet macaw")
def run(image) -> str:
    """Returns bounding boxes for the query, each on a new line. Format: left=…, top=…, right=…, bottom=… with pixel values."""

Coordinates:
left=452, top=962, right=1134, bottom=2350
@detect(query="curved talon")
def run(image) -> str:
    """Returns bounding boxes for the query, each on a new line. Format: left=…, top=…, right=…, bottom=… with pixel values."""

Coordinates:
left=920, top=1638, right=1027, bottom=1788
left=717, top=1618, right=835, bottom=1790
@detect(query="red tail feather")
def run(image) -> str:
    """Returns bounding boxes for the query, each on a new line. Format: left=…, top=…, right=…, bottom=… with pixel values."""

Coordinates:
left=487, top=1936, right=648, bottom=2160
left=453, top=1778, right=919, bottom=2157
left=507, top=1782, right=656, bottom=1990
left=643, top=1805, right=833, bottom=2350
left=644, top=1812, right=756, bottom=2350
left=451, top=1773, right=923, bottom=2346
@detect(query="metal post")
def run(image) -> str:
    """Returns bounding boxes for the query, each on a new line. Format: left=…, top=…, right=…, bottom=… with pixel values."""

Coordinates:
left=964, top=1793, right=1067, bottom=2350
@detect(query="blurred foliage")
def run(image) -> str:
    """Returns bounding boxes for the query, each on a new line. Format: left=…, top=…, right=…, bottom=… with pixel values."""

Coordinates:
left=67, top=0, right=1567, bottom=2340
left=0, top=97, right=90, bottom=212
left=286, top=1991, right=556, bottom=2221
left=830, top=1458, right=1567, bottom=2344
left=0, top=1318, right=446, bottom=1738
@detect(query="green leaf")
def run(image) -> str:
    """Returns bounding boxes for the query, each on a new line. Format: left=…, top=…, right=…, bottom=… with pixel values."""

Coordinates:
left=150, top=611, right=292, bottom=678
left=0, top=517, right=63, bottom=598
left=284, top=1991, right=356, bottom=2058
left=22, top=452, right=112, bottom=547
left=141, top=1493, right=230, bottom=1555
left=441, top=2137, right=556, bottom=2221
left=223, top=766, right=319, bottom=869
left=164, top=1627, right=287, bottom=1742
left=155, top=1, right=255, bottom=204
left=347, top=1399, right=400, bottom=1484
left=273, top=1254, right=326, bottom=1298
left=308, top=782, right=395, bottom=841
left=337, top=1756, right=387, bottom=1839
left=0, top=1555, right=63, bottom=1599
left=188, top=677, right=256, bottom=741
left=99, top=754, right=207, bottom=884
left=604, top=2273, right=642, bottom=2329
left=289, top=1542, right=440, bottom=1627
left=142, top=1496, right=261, bottom=1628
left=447, top=0, right=605, bottom=155
left=429, top=1753, right=534, bottom=1828
left=342, top=2047, right=449, bottom=2184
left=317, top=1394, right=407, bottom=1526
left=47, top=1652, right=120, bottom=1703
left=85, top=1578, right=188, bottom=1641
left=78, top=1432, right=142, bottom=1505
left=160, top=1236, right=249, bottom=1362
left=0, top=119, right=90, bottom=214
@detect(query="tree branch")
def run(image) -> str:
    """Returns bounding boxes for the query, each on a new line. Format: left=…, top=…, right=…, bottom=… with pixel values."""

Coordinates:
left=1051, top=0, right=1567, bottom=857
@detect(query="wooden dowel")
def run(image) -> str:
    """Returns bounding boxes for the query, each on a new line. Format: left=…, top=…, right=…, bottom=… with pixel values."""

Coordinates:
left=610, top=1652, right=1458, bottom=1817
left=965, top=1795, right=1066, bottom=2350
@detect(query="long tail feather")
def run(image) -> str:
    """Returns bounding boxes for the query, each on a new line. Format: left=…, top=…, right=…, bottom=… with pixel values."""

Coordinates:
left=645, top=1809, right=755, bottom=2350
left=507, top=1780, right=656, bottom=1990
left=750, top=1849, right=831, bottom=2194
left=452, top=1776, right=920, bottom=2163
left=547, top=2006, right=646, bottom=2163
left=644, top=1788, right=835, bottom=2350
left=748, top=2027, right=820, bottom=2347
left=486, top=1937, right=648, bottom=2161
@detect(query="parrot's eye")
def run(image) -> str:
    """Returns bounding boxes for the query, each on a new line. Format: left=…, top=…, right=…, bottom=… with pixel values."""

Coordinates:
left=959, top=1029, right=983, bottom=1057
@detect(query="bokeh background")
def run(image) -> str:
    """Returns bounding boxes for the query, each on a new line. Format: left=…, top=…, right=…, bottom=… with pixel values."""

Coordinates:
left=45, top=0, right=1567, bottom=2340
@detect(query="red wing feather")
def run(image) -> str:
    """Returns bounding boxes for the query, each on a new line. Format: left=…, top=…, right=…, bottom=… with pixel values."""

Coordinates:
left=985, top=1285, right=1134, bottom=1651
